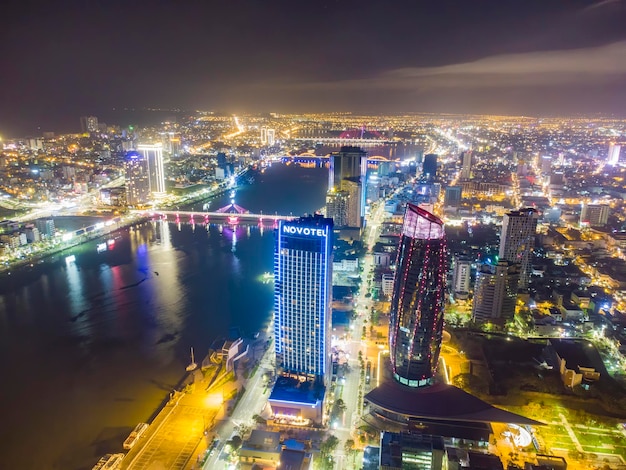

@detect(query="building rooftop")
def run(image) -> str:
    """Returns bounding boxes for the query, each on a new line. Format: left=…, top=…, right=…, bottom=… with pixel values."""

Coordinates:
left=269, top=376, right=324, bottom=406
left=365, top=380, right=541, bottom=426
left=278, top=449, right=308, bottom=470
left=241, top=429, right=281, bottom=452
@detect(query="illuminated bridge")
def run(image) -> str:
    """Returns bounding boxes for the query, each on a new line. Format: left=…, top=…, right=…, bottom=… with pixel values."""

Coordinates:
left=292, top=137, right=392, bottom=144
left=280, top=154, right=399, bottom=167
left=140, top=203, right=296, bottom=225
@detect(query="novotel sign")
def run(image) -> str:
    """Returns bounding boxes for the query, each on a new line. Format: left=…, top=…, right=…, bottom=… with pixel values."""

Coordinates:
left=282, top=225, right=327, bottom=237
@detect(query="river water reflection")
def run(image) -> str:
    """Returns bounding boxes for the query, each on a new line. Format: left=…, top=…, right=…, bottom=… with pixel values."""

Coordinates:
left=0, top=164, right=327, bottom=470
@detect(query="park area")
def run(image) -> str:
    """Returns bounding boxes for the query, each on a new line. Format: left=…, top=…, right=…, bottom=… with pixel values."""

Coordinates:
left=447, top=332, right=626, bottom=468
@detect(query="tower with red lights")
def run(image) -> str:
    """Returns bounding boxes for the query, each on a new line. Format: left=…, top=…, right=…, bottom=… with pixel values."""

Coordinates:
left=389, top=204, right=448, bottom=388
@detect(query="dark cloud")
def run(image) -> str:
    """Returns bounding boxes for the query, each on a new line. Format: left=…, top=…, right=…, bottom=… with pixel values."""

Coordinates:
left=281, top=41, right=626, bottom=92
left=2, top=0, right=626, bottom=134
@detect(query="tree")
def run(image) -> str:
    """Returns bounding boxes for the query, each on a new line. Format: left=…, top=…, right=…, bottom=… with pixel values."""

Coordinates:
left=344, top=438, right=356, bottom=463
left=320, top=435, right=339, bottom=458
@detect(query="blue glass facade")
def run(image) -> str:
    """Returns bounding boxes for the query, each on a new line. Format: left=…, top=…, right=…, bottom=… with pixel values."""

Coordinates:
left=274, top=216, right=333, bottom=383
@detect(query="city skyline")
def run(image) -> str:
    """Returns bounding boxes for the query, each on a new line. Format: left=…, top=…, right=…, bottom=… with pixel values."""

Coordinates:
left=3, top=108, right=626, bottom=468
left=3, top=0, right=626, bottom=136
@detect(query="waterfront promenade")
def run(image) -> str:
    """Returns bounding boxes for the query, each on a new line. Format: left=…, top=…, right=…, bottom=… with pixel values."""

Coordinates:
left=118, top=335, right=273, bottom=470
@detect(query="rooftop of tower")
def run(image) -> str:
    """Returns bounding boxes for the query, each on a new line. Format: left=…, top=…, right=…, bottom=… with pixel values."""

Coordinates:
left=403, top=203, right=445, bottom=239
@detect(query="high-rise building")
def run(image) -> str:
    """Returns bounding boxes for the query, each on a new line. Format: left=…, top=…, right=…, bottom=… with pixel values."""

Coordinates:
left=329, top=146, right=367, bottom=190
left=444, top=186, right=462, bottom=208
left=460, top=151, right=472, bottom=180
left=125, top=151, right=150, bottom=206
left=342, top=177, right=362, bottom=228
left=389, top=204, right=448, bottom=388
left=80, top=116, right=99, bottom=133
left=498, top=208, right=538, bottom=291
left=261, top=127, right=276, bottom=146
left=35, top=218, right=55, bottom=238
left=138, top=144, right=166, bottom=196
left=541, top=155, right=552, bottom=175
left=608, top=143, right=622, bottom=165
left=162, top=133, right=182, bottom=158
left=266, top=128, right=276, bottom=146
left=274, top=215, right=333, bottom=383
left=325, top=189, right=349, bottom=227
left=328, top=146, right=368, bottom=226
left=421, top=154, right=438, bottom=180
left=580, top=203, right=609, bottom=227
left=472, top=261, right=519, bottom=324
left=366, top=174, right=380, bottom=203
left=452, top=255, right=472, bottom=300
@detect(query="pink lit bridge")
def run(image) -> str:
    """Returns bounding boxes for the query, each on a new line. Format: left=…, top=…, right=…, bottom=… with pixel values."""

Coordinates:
left=141, top=203, right=296, bottom=225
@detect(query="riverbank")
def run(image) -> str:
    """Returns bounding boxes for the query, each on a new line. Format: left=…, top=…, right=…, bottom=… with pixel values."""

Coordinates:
left=0, top=170, right=253, bottom=276
left=0, top=214, right=148, bottom=275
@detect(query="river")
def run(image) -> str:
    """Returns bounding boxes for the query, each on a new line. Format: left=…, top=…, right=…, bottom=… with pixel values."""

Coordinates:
left=0, top=163, right=328, bottom=470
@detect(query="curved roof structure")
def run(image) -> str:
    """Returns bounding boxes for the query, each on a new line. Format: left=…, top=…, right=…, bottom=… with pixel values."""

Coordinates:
left=365, top=381, right=541, bottom=426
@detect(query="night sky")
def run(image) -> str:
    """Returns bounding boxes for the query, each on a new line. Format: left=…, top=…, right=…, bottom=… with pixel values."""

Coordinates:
left=2, top=0, right=626, bottom=136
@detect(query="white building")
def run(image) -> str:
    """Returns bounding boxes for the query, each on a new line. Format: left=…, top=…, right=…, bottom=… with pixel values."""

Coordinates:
left=125, top=151, right=150, bottom=206
left=261, top=127, right=276, bottom=146
left=138, top=144, right=166, bottom=196
left=608, top=143, right=622, bottom=165
left=382, top=273, right=395, bottom=297
left=452, top=256, right=471, bottom=300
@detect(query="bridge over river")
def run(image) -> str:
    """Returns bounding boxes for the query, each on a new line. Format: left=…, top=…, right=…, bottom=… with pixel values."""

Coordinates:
left=140, top=202, right=296, bottom=225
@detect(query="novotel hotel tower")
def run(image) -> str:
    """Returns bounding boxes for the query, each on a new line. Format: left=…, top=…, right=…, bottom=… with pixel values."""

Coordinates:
left=389, top=204, right=448, bottom=388
left=274, top=215, right=333, bottom=384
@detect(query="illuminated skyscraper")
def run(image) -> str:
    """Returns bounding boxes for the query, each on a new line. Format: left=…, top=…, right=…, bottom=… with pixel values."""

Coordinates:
left=389, top=204, right=448, bottom=387
left=608, top=143, right=622, bottom=165
left=328, top=146, right=367, bottom=190
left=325, top=189, right=349, bottom=227
left=124, top=151, right=150, bottom=206
left=261, top=127, right=276, bottom=146
left=138, top=144, right=165, bottom=196
left=266, top=128, right=276, bottom=146
left=460, top=151, right=472, bottom=180
left=274, top=215, right=333, bottom=383
left=328, top=146, right=368, bottom=226
left=498, top=208, right=538, bottom=291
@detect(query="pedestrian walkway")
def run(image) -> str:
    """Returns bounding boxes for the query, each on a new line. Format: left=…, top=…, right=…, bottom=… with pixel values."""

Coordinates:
left=122, top=374, right=228, bottom=470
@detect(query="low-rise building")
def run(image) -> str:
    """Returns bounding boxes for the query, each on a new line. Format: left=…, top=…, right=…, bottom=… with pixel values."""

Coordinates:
left=545, top=339, right=601, bottom=389
left=379, top=432, right=446, bottom=470
left=239, top=430, right=282, bottom=469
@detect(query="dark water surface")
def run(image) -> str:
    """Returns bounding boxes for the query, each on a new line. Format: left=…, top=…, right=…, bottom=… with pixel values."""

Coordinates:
left=0, top=164, right=327, bottom=470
